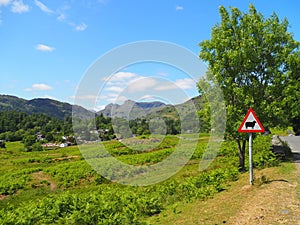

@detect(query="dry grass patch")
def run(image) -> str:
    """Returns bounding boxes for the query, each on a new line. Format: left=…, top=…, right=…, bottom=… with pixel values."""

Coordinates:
left=149, top=162, right=300, bottom=225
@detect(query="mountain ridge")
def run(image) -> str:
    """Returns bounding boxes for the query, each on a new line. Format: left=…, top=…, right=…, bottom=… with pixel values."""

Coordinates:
left=0, top=94, right=202, bottom=120
left=0, top=95, right=92, bottom=120
left=98, top=99, right=167, bottom=119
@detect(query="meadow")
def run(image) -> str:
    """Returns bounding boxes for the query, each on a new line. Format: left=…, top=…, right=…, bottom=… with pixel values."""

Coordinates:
left=0, top=134, right=277, bottom=224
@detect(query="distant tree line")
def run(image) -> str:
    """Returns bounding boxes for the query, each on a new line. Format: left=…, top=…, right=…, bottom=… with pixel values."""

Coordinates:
left=0, top=111, right=74, bottom=151
left=0, top=111, right=72, bottom=142
left=0, top=111, right=186, bottom=149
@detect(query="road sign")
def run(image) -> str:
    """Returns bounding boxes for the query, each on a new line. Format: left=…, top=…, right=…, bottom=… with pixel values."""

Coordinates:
left=238, top=108, right=265, bottom=185
left=238, top=108, right=264, bottom=133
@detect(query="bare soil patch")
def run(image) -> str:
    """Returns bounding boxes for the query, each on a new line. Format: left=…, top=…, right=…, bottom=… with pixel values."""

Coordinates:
left=31, top=171, right=57, bottom=191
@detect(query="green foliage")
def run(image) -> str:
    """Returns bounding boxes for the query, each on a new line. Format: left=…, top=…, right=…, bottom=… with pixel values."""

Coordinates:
left=0, top=165, right=239, bottom=225
left=44, top=161, right=101, bottom=188
left=0, top=134, right=280, bottom=224
left=199, top=4, right=299, bottom=138
left=252, top=135, right=279, bottom=168
left=32, top=142, right=43, bottom=152
left=0, top=168, right=42, bottom=195
left=0, top=141, right=5, bottom=148
left=198, top=4, right=299, bottom=170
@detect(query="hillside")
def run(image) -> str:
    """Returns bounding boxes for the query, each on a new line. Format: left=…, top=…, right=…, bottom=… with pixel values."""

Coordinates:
left=0, top=95, right=93, bottom=119
left=0, top=135, right=293, bottom=224
left=98, top=96, right=202, bottom=121
left=98, top=99, right=167, bottom=119
left=0, top=94, right=203, bottom=122
left=149, top=95, right=202, bottom=119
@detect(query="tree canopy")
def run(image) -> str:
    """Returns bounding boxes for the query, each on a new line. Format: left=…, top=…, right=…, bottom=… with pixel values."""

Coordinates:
left=198, top=4, right=300, bottom=170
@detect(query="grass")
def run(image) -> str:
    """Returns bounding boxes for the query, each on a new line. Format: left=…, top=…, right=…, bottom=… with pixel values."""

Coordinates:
left=270, top=126, right=294, bottom=136
left=0, top=134, right=296, bottom=224
left=148, top=162, right=300, bottom=225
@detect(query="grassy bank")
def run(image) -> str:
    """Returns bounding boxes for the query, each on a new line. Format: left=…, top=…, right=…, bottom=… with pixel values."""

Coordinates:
left=0, top=134, right=286, bottom=224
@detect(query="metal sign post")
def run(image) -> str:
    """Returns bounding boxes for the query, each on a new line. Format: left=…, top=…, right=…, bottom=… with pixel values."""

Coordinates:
left=238, top=108, right=264, bottom=185
left=249, top=133, right=253, bottom=185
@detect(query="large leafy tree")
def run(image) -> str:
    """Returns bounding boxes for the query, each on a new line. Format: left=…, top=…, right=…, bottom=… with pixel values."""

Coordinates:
left=198, top=4, right=300, bottom=170
left=282, top=51, right=300, bottom=134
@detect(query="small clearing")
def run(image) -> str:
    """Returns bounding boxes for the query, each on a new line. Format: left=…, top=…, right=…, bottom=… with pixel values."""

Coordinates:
left=31, top=171, right=57, bottom=191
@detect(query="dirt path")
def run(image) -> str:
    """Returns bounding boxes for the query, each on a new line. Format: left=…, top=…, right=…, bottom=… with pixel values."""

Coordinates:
left=149, top=163, right=300, bottom=225
left=31, top=171, right=57, bottom=191
left=226, top=168, right=300, bottom=225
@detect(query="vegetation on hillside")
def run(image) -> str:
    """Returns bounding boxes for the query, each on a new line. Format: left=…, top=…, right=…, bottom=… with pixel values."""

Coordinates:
left=0, top=135, right=278, bottom=224
left=198, top=4, right=300, bottom=170
left=0, top=3, right=299, bottom=224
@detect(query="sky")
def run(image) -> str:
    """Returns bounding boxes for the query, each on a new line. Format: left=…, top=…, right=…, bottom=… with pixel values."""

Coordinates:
left=1, top=0, right=300, bottom=110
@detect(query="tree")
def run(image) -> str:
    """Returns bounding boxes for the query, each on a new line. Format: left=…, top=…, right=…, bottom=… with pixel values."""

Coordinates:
left=45, top=133, right=54, bottom=142
left=198, top=4, right=300, bottom=171
left=282, top=51, right=300, bottom=135
left=23, top=135, right=36, bottom=152
left=0, top=141, right=5, bottom=148
left=32, top=142, right=43, bottom=151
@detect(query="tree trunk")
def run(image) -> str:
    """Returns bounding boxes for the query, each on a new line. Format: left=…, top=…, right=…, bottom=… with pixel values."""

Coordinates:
left=237, top=138, right=246, bottom=172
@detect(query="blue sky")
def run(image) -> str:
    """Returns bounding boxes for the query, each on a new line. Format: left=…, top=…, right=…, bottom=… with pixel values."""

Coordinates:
left=1, top=0, right=300, bottom=110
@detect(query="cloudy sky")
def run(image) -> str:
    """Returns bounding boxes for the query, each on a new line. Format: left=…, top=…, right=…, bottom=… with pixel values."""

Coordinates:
left=1, top=0, right=299, bottom=110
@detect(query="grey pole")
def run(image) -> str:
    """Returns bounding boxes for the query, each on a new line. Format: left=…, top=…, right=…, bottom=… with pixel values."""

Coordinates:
left=249, top=133, right=253, bottom=185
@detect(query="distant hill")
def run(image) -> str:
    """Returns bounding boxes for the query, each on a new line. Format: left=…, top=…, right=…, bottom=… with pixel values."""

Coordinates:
left=0, top=95, right=93, bottom=120
left=98, top=96, right=202, bottom=120
left=149, top=96, right=202, bottom=119
left=98, top=99, right=167, bottom=119
left=0, top=94, right=202, bottom=121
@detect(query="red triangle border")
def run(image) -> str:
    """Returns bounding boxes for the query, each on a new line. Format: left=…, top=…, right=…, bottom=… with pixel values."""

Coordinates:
left=238, top=108, right=265, bottom=133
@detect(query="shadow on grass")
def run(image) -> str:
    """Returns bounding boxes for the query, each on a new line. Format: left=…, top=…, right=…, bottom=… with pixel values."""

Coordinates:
left=292, top=152, right=300, bottom=163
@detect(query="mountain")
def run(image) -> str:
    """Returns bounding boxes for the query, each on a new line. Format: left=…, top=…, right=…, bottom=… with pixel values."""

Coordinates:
left=98, top=96, right=202, bottom=120
left=0, top=94, right=202, bottom=121
left=98, top=99, right=167, bottom=119
left=147, top=95, right=202, bottom=120
left=0, top=95, right=93, bottom=120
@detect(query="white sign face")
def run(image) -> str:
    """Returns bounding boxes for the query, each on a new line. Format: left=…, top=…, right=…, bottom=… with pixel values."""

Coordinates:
left=238, top=108, right=264, bottom=133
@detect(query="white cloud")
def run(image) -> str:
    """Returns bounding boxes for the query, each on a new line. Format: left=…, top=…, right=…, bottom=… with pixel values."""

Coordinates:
left=103, top=72, right=138, bottom=81
left=175, top=5, right=183, bottom=11
left=0, top=0, right=10, bottom=6
left=157, top=72, right=168, bottom=77
left=25, top=83, right=52, bottom=91
left=70, top=95, right=98, bottom=100
left=56, top=3, right=70, bottom=22
left=36, top=44, right=55, bottom=52
left=105, top=86, right=124, bottom=93
left=75, top=22, right=87, bottom=31
left=34, top=0, right=54, bottom=14
left=94, top=105, right=106, bottom=111
left=155, top=78, right=195, bottom=91
left=175, top=78, right=195, bottom=89
left=99, top=93, right=118, bottom=102
left=11, top=0, right=29, bottom=14
left=43, top=94, right=56, bottom=100
left=140, top=95, right=157, bottom=101
left=57, top=13, right=66, bottom=21
left=97, top=93, right=129, bottom=104
left=127, top=77, right=157, bottom=92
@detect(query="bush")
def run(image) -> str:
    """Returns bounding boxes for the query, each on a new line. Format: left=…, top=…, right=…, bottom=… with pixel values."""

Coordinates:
left=253, top=135, right=279, bottom=168
left=32, top=142, right=43, bottom=151
left=0, top=141, right=5, bottom=148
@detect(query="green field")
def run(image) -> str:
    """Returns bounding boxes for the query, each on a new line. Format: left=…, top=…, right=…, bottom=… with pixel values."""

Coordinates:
left=0, top=134, right=278, bottom=224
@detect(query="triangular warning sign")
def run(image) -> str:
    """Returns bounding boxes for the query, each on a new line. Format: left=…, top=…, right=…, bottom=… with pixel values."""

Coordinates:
left=238, top=108, right=265, bottom=133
